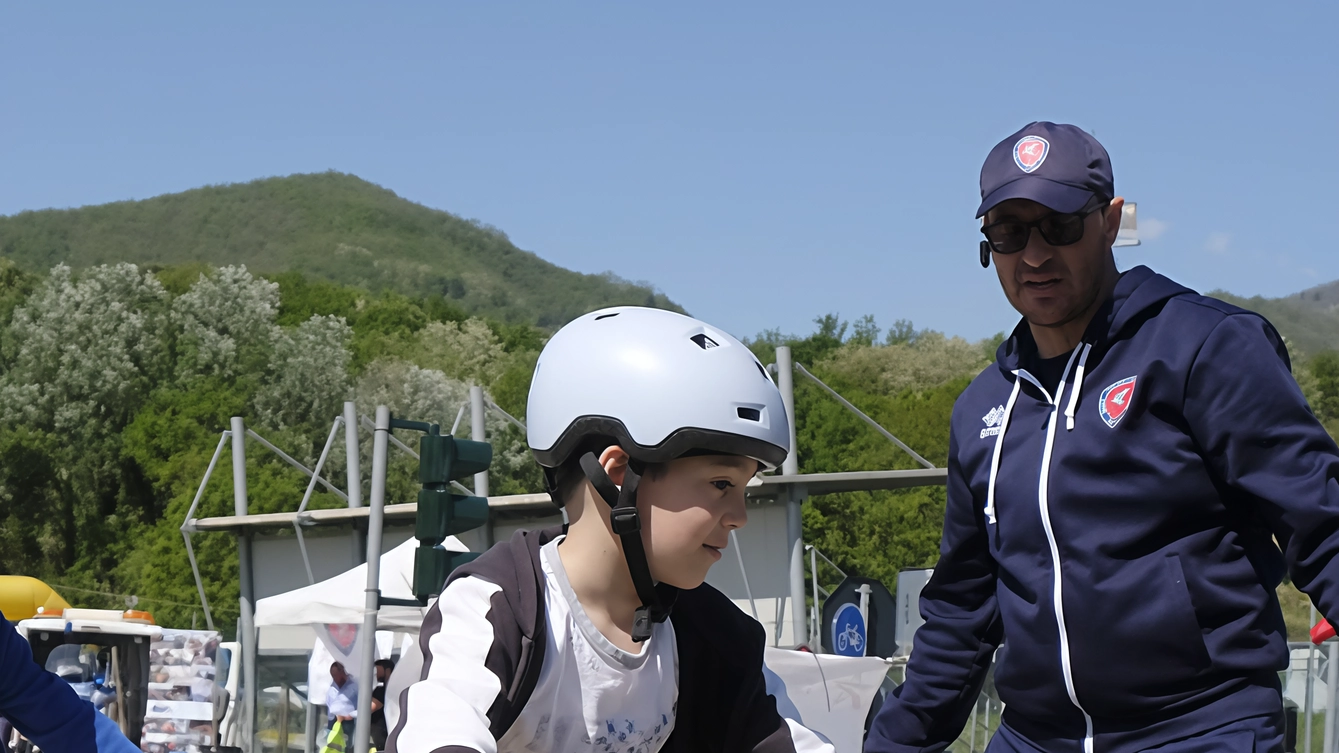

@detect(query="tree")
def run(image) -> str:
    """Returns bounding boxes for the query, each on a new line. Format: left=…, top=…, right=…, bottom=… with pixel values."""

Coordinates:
left=1, top=264, right=171, bottom=433
left=0, top=264, right=172, bottom=577
left=171, top=265, right=280, bottom=380
left=1303, top=352, right=1339, bottom=435
left=252, top=314, right=354, bottom=436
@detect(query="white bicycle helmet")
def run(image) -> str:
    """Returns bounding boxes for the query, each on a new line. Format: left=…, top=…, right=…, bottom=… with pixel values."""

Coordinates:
left=526, top=306, right=790, bottom=641
left=527, top=306, right=790, bottom=470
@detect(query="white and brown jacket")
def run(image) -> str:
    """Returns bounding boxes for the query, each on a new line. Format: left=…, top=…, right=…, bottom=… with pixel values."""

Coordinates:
left=386, top=526, right=813, bottom=753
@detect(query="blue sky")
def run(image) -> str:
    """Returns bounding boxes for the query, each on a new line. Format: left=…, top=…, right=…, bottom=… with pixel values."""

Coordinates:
left=2, top=2, right=1335, bottom=341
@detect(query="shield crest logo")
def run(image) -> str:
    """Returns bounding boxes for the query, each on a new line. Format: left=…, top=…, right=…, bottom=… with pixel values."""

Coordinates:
left=1099, top=376, right=1137, bottom=428
left=1013, top=136, right=1050, bottom=173
left=325, top=624, right=359, bottom=654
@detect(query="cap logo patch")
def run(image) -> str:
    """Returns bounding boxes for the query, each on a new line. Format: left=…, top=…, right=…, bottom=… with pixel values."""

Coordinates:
left=1013, top=135, right=1050, bottom=173
left=1099, top=376, right=1137, bottom=428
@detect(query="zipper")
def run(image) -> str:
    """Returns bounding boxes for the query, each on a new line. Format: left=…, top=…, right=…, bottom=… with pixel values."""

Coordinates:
left=1035, top=345, right=1095, bottom=753
left=999, top=348, right=1094, bottom=751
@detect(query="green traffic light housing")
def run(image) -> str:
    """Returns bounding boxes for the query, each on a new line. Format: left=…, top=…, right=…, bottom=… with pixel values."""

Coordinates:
left=389, top=419, right=494, bottom=603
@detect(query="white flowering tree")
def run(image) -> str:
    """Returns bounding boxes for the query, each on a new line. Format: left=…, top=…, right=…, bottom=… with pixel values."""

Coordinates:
left=0, top=264, right=171, bottom=432
left=171, top=265, right=281, bottom=380
left=350, top=359, right=532, bottom=501
left=0, top=263, right=172, bottom=572
left=411, top=318, right=512, bottom=387
left=253, top=314, right=354, bottom=433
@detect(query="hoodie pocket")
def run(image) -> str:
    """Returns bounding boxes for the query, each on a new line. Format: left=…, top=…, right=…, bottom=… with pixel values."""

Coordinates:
left=1069, top=553, right=1212, bottom=707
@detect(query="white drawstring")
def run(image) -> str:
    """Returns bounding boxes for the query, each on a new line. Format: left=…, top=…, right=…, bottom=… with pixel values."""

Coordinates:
left=984, top=377, right=1022, bottom=525
left=1064, top=343, right=1092, bottom=431
left=984, top=341, right=1088, bottom=524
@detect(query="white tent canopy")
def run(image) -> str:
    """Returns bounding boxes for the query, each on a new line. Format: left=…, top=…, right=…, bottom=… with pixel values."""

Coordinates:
left=254, top=536, right=466, bottom=632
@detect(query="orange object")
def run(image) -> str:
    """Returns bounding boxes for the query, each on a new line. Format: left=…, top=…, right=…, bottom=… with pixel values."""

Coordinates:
left=122, top=610, right=156, bottom=624
left=1312, top=619, right=1336, bottom=644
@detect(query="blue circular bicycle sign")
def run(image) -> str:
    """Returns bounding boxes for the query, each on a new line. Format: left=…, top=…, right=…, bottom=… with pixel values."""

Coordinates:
left=831, top=603, right=866, bottom=657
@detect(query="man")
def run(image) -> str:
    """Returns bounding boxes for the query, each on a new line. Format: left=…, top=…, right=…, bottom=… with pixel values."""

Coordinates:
left=326, top=661, right=358, bottom=728
left=369, top=659, right=394, bottom=751
left=866, top=121, right=1339, bottom=753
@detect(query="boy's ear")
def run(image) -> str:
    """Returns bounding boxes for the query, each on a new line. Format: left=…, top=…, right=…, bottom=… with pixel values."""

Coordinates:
left=599, top=445, right=631, bottom=488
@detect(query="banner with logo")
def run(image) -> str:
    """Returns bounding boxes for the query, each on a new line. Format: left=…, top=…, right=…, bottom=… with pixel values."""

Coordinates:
left=141, top=629, right=221, bottom=753
left=308, top=625, right=397, bottom=709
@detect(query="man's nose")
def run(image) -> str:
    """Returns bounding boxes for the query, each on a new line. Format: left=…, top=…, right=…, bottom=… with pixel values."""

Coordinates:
left=1018, top=228, right=1057, bottom=268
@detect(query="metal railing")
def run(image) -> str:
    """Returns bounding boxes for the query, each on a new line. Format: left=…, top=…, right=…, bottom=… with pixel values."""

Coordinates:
left=804, top=543, right=847, bottom=653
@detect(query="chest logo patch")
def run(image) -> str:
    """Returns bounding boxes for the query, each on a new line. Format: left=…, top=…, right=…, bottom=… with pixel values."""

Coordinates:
left=981, top=404, right=1006, bottom=439
left=1099, top=376, right=1137, bottom=428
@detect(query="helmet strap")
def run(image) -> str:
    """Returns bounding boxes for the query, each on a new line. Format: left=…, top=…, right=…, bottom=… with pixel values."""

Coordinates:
left=578, top=451, right=673, bottom=641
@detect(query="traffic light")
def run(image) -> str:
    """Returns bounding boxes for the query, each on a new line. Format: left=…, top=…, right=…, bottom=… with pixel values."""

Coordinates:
left=400, top=420, right=493, bottom=602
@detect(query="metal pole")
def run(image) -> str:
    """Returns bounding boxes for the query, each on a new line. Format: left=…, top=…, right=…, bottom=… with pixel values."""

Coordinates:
left=968, top=695, right=979, bottom=752
left=353, top=406, right=391, bottom=753
left=278, top=684, right=290, bottom=753
left=858, top=584, right=873, bottom=630
left=470, top=386, right=493, bottom=548
left=1307, top=605, right=1317, bottom=753
left=305, top=702, right=318, bottom=753
left=793, top=362, right=935, bottom=469
left=1325, top=641, right=1338, bottom=753
left=776, top=346, right=809, bottom=648
left=809, top=546, right=823, bottom=652
left=345, top=401, right=366, bottom=565
left=231, top=417, right=257, bottom=753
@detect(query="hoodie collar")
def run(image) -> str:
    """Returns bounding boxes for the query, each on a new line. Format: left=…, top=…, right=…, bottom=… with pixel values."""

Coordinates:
left=995, top=265, right=1193, bottom=376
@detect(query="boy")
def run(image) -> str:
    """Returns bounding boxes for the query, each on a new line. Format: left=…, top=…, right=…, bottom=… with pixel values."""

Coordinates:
left=388, top=307, right=833, bottom=753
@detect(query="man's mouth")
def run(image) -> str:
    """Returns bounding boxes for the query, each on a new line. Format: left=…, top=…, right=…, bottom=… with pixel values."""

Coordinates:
left=703, top=543, right=724, bottom=559
left=1022, top=278, right=1062, bottom=291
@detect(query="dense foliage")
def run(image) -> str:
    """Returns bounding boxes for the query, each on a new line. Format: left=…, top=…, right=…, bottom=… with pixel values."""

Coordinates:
left=0, top=255, right=1335, bottom=641
left=0, top=172, right=681, bottom=328
left=0, top=261, right=544, bottom=630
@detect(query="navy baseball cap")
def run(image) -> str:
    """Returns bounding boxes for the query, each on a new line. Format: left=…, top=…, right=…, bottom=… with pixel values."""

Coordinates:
left=976, top=121, right=1114, bottom=218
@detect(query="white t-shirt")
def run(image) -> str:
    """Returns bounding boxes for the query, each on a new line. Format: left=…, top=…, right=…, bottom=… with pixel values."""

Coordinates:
left=497, top=537, right=679, bottom=753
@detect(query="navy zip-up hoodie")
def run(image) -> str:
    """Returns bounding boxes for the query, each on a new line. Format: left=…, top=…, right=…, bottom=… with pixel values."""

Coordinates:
left=867, top=266, right=1339, bottom=753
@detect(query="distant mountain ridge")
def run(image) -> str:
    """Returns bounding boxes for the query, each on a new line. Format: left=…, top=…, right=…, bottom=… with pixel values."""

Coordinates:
left=0, top=172, right=680, bottom=328
left=0, top=172, right=1331, bottom=352
left=1213, top=280, right=1339, bottom=356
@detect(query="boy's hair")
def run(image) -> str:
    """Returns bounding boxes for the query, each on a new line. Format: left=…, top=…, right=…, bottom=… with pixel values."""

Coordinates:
left=549, top=435, right=666, bottom=508
left=375, top=659, right=395, bottom=671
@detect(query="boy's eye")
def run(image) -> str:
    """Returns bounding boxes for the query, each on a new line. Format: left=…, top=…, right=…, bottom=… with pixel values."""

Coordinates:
left=711, top=480, right=734, bottom=491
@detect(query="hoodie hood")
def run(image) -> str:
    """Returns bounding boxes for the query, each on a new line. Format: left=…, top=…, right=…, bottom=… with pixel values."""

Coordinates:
left=995, top=265, right=1194, bottom=375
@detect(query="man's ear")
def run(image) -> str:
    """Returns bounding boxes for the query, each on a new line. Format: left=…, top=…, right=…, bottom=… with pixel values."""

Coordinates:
left=1102, top=197, right=1126, bottom=247
left=599, top=445, right=631, bottom=487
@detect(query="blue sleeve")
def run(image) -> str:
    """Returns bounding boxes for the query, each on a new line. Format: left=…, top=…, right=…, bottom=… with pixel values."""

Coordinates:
left=1184, top=314, right=1339, bottom=619
left=864, top=431, right=1003, bottom=753
left=93, top=713, right=141, bottom=753
left=0, top=614, right=97, bottom=753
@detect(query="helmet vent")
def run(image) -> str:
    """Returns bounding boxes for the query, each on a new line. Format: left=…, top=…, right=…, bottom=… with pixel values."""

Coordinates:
left=737, top=407, right=761, bottom=422
left=756, top=362, right=767, bottom=379
left=690, top=333, right=720, bottom=350
left=595, top=313, right=620, bottom=321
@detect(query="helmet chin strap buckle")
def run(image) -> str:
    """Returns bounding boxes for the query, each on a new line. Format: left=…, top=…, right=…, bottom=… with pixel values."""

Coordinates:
left=632, top=607, right=655, bottom=642
left=609, top=506, right=641, bottom=536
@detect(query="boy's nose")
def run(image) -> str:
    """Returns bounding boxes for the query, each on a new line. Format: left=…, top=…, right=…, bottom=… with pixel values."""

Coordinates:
left=721, top=495, right=748, bottom=530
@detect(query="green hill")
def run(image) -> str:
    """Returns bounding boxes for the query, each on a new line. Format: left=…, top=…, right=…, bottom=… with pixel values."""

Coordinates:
left=1212, top=280, right=1339, bottom=356
left=0, top=172, right=680, bottom=328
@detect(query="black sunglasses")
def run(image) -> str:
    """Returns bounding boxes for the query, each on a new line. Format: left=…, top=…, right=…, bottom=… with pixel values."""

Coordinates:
left=978, top=197, right=1110, bottom=267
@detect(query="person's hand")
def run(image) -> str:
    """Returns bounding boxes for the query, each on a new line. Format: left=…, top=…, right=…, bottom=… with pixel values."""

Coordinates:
left=338, top=715, right=354, bottom=722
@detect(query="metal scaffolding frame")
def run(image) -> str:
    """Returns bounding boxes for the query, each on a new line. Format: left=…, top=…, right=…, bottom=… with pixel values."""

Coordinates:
left=180, top=349, right=948, bottom=752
